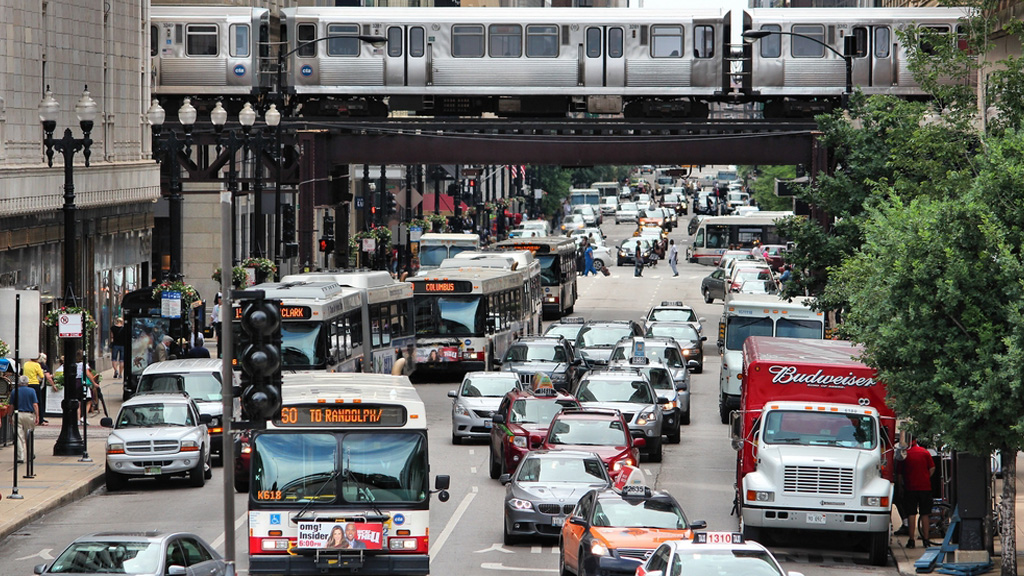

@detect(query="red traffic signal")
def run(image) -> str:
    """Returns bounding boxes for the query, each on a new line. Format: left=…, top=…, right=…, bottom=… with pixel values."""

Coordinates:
left=318, top=237, right=335, bottom=252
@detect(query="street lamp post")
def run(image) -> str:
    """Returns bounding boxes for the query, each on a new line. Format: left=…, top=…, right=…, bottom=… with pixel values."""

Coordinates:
left=147, top=99, right=197, bottom=280
left=742, top=29, right=853, bottom=110
left=40, top=87, right=97, bottom=456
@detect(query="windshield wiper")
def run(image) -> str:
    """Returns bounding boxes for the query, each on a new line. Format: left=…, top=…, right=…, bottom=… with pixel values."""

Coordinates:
left=341, top=455, right=388, bottom=522
left=293, top=468, right=343, bottom=522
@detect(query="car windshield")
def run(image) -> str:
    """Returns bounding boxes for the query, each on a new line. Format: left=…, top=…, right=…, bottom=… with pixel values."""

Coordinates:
left=576, top=379, right=653, bottom=404
left=620, top=203, right=637, bottom=211
left=763, top=411, right=877, bottom=449
left=592, top=498, right=687, bottom=529
left=638, top=367, right=673, bottom=390
left=116, top=403, right=194, bottom=428
left=48, top=541, right=163, bottom=574
left=647, top=324, right=700, bottom=342
left=548, top=418, right=628, bottom=446
left=648, top=308, right=696, bottom=323
left=510, top=398, right=572, bottom=424
left=137, top=372, right=223, bottom=402
left=578, top=326, right=633, bottom=348
left=461, top=376, right=517, bottom=398
left=673, top=550, right=784, bottom=576
left=504, top=344, right=568, bottom=363
left=515, top=456, right=609, bottom=484
left=609, top=346, right=684, bottom=369
left=545, top=324, right=584, bottom=341
left=620, top=238, right=653, bottom=251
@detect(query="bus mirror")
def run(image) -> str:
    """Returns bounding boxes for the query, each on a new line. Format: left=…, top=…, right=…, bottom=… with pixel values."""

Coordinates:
left=435, top=475, right=451, bottom=490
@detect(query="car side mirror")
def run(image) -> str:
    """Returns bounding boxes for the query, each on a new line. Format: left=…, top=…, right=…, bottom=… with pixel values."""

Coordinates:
left=657, top=397, right=670, bottom=405
left=687, top=360, right=699, bottom=370
left=167, top=566, right=187, bottom=576
left=100, top=417, right=113, bottom=428
left=633, top=437, right=647, bottom=448
left=499, top=473, right=512, bottom=485
left=447, top=390, right=457, bottom=398
left=690, top=520, right=708, bottom=530
left=700, top=336, right=708, bottom=342
left=571, top=359, right=582, bottom=366
left=200, top=413, right=213, bottom=425
left=34, top=564, right=48, bottom=575
left=569, top=516, right=588, bottom=527
left=493, top=358, right=502, bottom=366
left=492, top=413, right=506, bottom=425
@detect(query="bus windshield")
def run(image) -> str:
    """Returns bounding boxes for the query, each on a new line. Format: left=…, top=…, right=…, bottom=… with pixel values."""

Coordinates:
left=537, top=255, right=561, bottom=286
left=252, top=432, right=428, bottom=504
left=281, top=322, right=327, bottom=369
left=418, top=246, right=450, bottom=268
left=415, top=296, right=483, bottom=336
left=725, top=317, right=774, bottom=351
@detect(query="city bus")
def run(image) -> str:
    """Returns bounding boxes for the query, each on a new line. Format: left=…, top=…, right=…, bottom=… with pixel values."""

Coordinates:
left=443, top=249, right=543, bottom=335
left=492, top=237, right=577, bottom=318
left=416, top=233, right=481, bottom=273
left=411, top=267, right=531, bottom=373
left=716, top=293, right=826, bottom=424
left=687, top=213, right=795, bottom=266
left=246, top=372, right=450, bottom=576
left=282, top=270, right=416, bottom=374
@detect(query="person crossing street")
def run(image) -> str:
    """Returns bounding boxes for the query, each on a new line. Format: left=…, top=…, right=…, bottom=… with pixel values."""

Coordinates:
left=668, top=239, right=679, bottom=277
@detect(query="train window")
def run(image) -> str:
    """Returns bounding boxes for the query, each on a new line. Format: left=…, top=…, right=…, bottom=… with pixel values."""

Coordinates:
left=694, top=25, right=714, bottom=59
left=586, top=27, right=601, bottom=58
left=388, top=27, right=403, bottom=57
left=919, top=26, right=950, bottom=56
left=327, top=24, right=360, bottom=57
left=651, top=25, right=683, bottom=58
left=874, top=27, right=891, bottom=58
left=453, top=24, right=485, bottom=58
left=185, top=25, right=218, bottom=57
left=230, top=24, right=250, bottom=58
left=410, top=27, right=425, bottom=57
left=791, top=24, right=825, bottom=58
left=759, top=25, right=781, bottom=58
left=489, top=24, right=522, bottom=58
left=608, top=27, right=623, bottom=59
left=297, top=24, right=317, bottom=58
left=150, top=25, right=158, bottom=58
left=850, top=28, right=868, bottom=58
left=526, top=25, right=558, bottom=58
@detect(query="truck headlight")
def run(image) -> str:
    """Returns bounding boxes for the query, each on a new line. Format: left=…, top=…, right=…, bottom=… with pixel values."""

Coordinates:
left=746, top=490, right=774, bottom=502
left=862, top=496, right=890, bottom=507
left=512, top=435, right=528, bottom=449
left=660, top=401, right=677, bottom=411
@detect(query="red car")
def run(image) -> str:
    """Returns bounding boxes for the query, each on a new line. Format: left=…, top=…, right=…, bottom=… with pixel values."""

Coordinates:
left=541, top=408, right=644, bottom=476
left=489, top=386, right=580, bottom=479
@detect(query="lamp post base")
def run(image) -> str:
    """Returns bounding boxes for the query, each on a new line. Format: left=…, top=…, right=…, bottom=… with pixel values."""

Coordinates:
left=53, top=399, right=85, bottom=456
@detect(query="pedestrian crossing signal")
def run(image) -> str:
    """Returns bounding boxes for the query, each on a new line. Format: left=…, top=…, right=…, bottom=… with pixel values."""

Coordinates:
left=318, top=237, right=335, bottom=252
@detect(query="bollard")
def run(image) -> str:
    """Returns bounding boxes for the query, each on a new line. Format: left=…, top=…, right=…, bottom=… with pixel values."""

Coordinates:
left=24, top=428, right=35, bottom=479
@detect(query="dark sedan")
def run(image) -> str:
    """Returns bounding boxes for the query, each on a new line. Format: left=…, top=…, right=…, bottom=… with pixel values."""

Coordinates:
left=700, top=268, right=729, bottom=303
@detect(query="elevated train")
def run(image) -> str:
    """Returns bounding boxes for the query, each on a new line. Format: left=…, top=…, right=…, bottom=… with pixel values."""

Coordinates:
left=151, top=6, right=974, bottom=118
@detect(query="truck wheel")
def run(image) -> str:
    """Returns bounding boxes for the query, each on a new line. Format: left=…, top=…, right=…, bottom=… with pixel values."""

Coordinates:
left=719, top=395, right=730, bottom=424
left=868, top=531, right=890, bottom=566
left=189, top=459, right=206, bottom=488
left=648, top=437, right=663, bottom=463
left=105, top=465, right=126, bottom=492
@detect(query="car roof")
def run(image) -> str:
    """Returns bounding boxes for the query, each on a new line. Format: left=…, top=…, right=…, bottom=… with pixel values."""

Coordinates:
left=582, top=320, right=636, bottom=327
left=555, top=408, right=626, bottom=420
left=505, top=388, right=577, bottom=401
left=464, top=371, right=518, bottom=379
left=140, top=358, right=222, bottom=374
left=122, top=392, right=193, bottom=406
left=669, top=537, right=772, bottom=554
left=614, top=335, right=679, bottom=347
left=523, top=449, right=605, bottom=461
left=512, top=336, right=567, bottom=345
left=593, top=485, right=677, bottom=504
left=75, top=530, right=185, bottom=542
left=649, top=301, right=695, bottom=310
left=580, top=371, right=648, bottom=382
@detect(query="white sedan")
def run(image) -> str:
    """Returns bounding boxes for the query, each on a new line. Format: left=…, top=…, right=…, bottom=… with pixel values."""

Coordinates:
left=634, top=533, right=804, bottom=576
left=615, top=202, right=640, bottom=223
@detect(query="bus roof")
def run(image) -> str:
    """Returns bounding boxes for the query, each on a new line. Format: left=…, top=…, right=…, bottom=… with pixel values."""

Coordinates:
left=418, top=233, right=481, bottom=244
left=283, top=270, right=414, bottom=305
left=281, top=371, right=426, bottom=427
left=723, top=293, right=821, bottom=315
left=699, top=213, right=795, bottom=226
left=493, top=236, right=575, bottom=255
left=412, top=266, right=525, bottom=293
left=247, top=281, right=349, bottom=301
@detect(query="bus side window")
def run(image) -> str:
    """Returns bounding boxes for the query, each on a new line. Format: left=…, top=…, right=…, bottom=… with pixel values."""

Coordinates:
left=694, top=229, right=705, bottom=247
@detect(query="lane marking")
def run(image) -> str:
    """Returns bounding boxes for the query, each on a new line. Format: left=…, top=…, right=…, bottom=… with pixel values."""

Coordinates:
left=471, top=466, right=478, bottom=474
left=211, top=511, right=249, bottom=552
left=16, top=549, right=54, bottom=561
left=430, top=486, right=478, bottom=561
left=474, top=543, right=515, bottom=554
left=482, top=562, right=559, bottom=572
left=531, top=545, right=542, bottom=554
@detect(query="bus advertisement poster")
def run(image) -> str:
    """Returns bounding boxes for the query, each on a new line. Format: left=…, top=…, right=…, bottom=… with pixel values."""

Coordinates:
left=297, top=521, right=384, bottom=550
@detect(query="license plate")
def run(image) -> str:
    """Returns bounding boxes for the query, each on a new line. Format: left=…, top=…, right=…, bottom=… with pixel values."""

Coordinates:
left=144, top=466, right=161, bottom=476
left=484, top=420, right=493, bottom=429
left=552, top=516, right=565, bottom=526
left=806, top=513, right=826, bottom=524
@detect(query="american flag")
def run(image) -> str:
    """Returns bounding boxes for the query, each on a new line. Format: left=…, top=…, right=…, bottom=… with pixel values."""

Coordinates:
left=508, top=165, right=526, bottom=179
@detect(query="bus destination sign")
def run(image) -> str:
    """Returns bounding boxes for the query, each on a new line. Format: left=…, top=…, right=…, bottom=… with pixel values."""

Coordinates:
left=414, top=280, right=473, bottom=294
left=233, top=304, right=309, bottom=320
left=275, top=404, right=408, bottom=428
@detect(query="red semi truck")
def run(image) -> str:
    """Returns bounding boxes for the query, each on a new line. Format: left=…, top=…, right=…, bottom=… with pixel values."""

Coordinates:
left=731, top=337, right=896, bottom=566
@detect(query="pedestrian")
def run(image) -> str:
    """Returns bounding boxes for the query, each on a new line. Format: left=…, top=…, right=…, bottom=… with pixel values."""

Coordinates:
left=634, top=241, right=644, bottom=278
left=110, top=316, right=125, bottom=379
left=76, top=349, right=98, bottom=420
left=211, top=293, right=222, bottom=358
left=668, top=239, right=679, bottom=277
left=779, top=265, right=792, bottom=288
left=576, top=238, right=587, bottom=276
left=187, top=333, right=212, bottom=358
left=22, top=353, right=50, bottom=425
left=902, top=437, right=936, bottom=548
left=15, top=375, right=39, bottom=463
left=583, top=242, right=596, bottom=276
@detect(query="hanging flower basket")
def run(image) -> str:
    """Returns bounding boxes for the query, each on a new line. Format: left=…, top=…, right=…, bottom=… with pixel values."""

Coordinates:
left=410, top=218, right=430, bottom=231
left=241, top=257, right=277, bottom=277
left=350, top=226, right=393, bottom=251
left=0, top=338, right=8, bottom=358
left=213, top=266, right=250, bottom=289
left=426, top=214, right=449, bottom=233
left=152, top=280, right=200, bottom=311
left=43, top=306, right=98, bottom=333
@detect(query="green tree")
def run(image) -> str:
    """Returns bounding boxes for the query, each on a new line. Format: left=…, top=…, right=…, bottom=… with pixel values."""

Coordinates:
left=737, top=165, right=798, bottom=211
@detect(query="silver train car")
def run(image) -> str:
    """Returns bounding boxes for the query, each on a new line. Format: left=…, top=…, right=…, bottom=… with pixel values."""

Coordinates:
left=150, top=6, right=271, bottom=107
left=149, top=6, right=973, bottom=118
left=281, top=7, right=731, bottom=117
left=745, top=7, right=976, bottom=117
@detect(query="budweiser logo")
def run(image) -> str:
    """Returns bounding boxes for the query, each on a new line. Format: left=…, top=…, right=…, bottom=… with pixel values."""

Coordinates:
left=768, top=365, right=876, bottom=388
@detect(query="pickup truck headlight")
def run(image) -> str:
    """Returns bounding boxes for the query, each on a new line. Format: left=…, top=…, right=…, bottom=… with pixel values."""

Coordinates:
left=180, top=440, right=200, bottom=452
left=862, top=496, right=890, bottom=507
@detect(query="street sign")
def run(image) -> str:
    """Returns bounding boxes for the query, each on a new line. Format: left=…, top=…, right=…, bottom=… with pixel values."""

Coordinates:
left=161, top=291, right=182, bottom=319
left=58, top=312, right=83, bottom=338
left=410, top=226, right=423, bottom=242
left=355, top=196, right=365, bottom=209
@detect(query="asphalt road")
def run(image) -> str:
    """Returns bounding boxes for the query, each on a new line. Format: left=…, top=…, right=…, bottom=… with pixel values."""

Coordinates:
left=0, top=215, right=897, bottom=576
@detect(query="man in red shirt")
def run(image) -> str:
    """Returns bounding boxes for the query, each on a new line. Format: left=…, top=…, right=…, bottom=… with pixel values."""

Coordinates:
left=902, top=437, right=936, bottom=548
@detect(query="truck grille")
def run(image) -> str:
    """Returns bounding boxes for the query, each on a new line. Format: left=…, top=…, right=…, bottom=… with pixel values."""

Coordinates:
left=783, top=466, right=854, bottom=495
left=125, top=440, right=180, bottom=454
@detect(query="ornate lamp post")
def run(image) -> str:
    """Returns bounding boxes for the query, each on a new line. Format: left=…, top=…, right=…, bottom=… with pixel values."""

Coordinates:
left=147, top=98, right=197, bottom=279
left=40, top=86, right=97, bottom=456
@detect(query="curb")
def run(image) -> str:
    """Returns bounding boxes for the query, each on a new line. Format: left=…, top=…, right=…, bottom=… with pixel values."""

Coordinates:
left=0, top=469, right=105, bottom=541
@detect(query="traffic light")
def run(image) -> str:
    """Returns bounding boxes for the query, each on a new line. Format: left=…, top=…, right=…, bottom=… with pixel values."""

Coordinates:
left=469, top=179, right=479, bottom=205
left=318, top=237, right=335, bottom=252
left=387, top=192, right=398, bottom=216
left=238, top=296, right=282, bottom=422
left=281, top=204, right=296, bottom=243
left=329, top=166, right=351, bottom=205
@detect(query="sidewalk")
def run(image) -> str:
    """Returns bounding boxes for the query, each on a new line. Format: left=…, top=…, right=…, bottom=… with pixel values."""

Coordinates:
left=0, top=366, right=121, bottom=541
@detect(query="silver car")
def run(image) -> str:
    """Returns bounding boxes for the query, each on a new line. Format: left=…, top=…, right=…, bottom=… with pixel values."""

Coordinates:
left=448, top=372, right=520, bottom=444
left=101, top=393, right=212, bottom=491
left=604, top=361, right=688, bottom=443
left=500, top=450, right=611, bottom=544
left=572, top=372, right=666, bottom=462
left=35, top=530, right=227, bottom=576
left=615, top=202, right=639, bottom=223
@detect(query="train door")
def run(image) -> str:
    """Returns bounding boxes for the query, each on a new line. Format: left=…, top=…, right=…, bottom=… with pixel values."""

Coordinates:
left=850, top=26, right=894, bottom=88
left=385, top=25, right=427, bottom=87
left=583, top=26, right=625, bottom=87
left=870, top=26, right=893, bottom=86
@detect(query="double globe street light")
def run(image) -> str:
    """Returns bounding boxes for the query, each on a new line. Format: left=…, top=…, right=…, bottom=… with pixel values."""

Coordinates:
left=742, top=29, right=853, bottom=110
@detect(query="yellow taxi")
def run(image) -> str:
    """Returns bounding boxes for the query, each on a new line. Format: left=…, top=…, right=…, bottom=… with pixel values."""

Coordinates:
left=558, top=468, right=706, bottom=576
